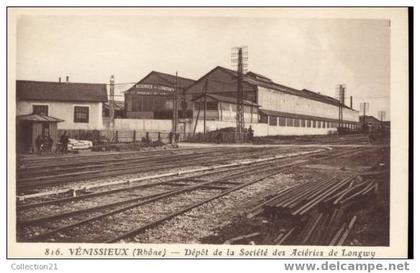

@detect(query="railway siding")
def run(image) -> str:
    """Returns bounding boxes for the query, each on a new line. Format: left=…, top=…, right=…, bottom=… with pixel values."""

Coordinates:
left=14, top=143, right=389, bottom=246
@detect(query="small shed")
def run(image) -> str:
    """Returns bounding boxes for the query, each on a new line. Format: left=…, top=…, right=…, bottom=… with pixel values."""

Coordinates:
left=16, top=113, right=63, bottom=154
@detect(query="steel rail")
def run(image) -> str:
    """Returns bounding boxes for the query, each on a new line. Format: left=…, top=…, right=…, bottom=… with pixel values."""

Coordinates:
left=19, top=147, right=368, bottom=243
left=105, top=160, right=312, bottom=243
left=248, top=149, right=368, bottom=218
left=291, top=176, right=356, bottom=216
left=23, top=179, right=230, bottom=242
left=17, top=149, right=326, bottom=209
left=17, top=147, right=300, bottom=190
left=18, top=157, right=302, bottom=224
left=104, top=149, right=368, bottom=243
left=275, top=177, right=338, bottom=208
left=337, top=215, right=358, bottom=246
left=22, top=155, right=317, bottom=242
left=18, top=148, right=248, bottom=180
left=18, top=147, right=230, bottom=169
left=18, top=147, right=266, bottom=177
left=18, top=190, right=170, bottom=226
left=23, top=154, right=325, bottom=243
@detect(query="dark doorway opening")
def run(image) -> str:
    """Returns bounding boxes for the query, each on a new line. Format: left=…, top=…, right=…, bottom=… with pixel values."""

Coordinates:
left=17, top=121, right=32, bottom=154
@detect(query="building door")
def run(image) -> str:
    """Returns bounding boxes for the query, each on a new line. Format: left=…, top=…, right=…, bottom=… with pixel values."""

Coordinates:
left=42, top=123, right=50, bottom=136
left=17, top=121, right=33, bottom=154
left=178, top=122, right=185, bottom=140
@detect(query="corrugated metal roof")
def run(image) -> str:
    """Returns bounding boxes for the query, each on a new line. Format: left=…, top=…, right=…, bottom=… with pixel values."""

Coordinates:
left=260, top=109, right=358, bottom=123
left=17, top=113, right=64, bottom=123
left=16, top=80, right=108, bottom=103
left=191, top=93, right=259, bottom=107
left=104, top=101, right=125, bottom=111
left=359, top=115, right=381, bottom=124
left=216, top=66, right=354, bottom=110
left=152, top=71, right=195, bottom=89
left=126, top=71, right=195, bottom=94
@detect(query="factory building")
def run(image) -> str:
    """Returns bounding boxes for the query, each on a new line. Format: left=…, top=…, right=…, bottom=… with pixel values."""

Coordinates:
left=191, top=93, right=259, bottom=123
left=359, top=115, right=383, bottom=131
left=125, top=71, right=195, bottom=119
left=185, top=66, right=359, bottom=135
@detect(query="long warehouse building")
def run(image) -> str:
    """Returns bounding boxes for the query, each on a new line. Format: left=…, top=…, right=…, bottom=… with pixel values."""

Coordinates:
left=185, top=66, right=359, bottom=135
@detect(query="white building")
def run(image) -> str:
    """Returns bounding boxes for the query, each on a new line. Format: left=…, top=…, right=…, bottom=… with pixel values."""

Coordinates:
left=16, top=79, right=108, bottom=130
left=185, top=66, right=359, bottom=136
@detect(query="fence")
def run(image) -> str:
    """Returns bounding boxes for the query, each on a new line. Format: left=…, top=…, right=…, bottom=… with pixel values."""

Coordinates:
left=185, top=130, right=252, bottom=143
left=114, top=118, right=173, bottom=132
left=57, top=129, right=173, bottom=144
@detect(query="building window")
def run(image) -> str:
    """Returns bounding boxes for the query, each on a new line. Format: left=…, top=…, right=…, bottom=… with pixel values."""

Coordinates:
left=269, top=116, right=277, bottom=126
left=317, top=121, right=321, bottom=128
left=287, top=118, right=293, bottom=127
left=322, top=121, right=326, bottom=128
left=302, top=119, right=306, bottom=128
left=312, top=120, right=316, bottom=128
left=143, top=96, right=154, bottom=111
left=259, top=114, right=268, bottom=124
left=32, top=105, right=48, bottom=116
left=206, top=102, right=218, bottom=111
left=278, top=117, right=286, bottom=126
left=194, top=101, right=219, bottom=111
left=293, top=118, right=300, bottom=127
left=74, top=106, right=89, bottom=123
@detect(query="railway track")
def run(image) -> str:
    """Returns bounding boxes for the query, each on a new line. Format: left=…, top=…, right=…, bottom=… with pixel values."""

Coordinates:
left=17, top=147, right=219, bottom=168
left=16, top=151, right=313, bottom=210
left=17, top=147, right=367, bottom=243
left=16, top=146, right=313, bottom=192
left=17, top=148, right=328, bottom=213
left=18, top=147, right=273, bottom=180
left=18, top=147, right=248, bottom=174
left=18, top=146, right=272, bottom=170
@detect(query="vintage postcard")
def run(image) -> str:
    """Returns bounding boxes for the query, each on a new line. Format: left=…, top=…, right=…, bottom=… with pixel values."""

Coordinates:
left=7, top=7, right=410, bottom=259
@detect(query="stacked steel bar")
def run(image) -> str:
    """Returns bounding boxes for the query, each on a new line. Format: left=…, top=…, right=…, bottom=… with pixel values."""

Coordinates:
left=257, top=176, right=350, bottom=218
left=248, top=174, right=379, bottom=245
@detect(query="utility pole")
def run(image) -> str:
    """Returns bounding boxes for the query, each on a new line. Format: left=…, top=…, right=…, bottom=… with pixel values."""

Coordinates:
left=378, top=111, right=386, bottom=128
left=236, top=48, right=244, bottom=142
left=336, top=84, right=345, bottom=132
left=173, top=72, right=178, bottom=133
left=203, top=79, right=208, bottom=134
left=360, top=102, right=370, bottom=131
left=231, top=46, right=248, bottom=142
left=110, top=75, right=115, bottom=130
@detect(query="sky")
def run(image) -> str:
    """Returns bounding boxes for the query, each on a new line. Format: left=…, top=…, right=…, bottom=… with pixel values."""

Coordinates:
left=15, top=14, right=390, bottom=120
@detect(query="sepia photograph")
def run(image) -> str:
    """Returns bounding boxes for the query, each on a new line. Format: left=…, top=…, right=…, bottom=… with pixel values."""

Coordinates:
left=7, top=7, right=410, bottom=258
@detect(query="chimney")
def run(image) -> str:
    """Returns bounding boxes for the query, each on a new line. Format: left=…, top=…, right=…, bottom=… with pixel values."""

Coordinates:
left=350, top=96, right=353, bottom=109
left=66, top=76, right=69, bottom=83
left=59, top=77, right=61, bottom=83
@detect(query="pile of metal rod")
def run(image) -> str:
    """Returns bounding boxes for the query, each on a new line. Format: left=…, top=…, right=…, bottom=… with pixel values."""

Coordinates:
left=248, top=174, right=379, bottom=245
